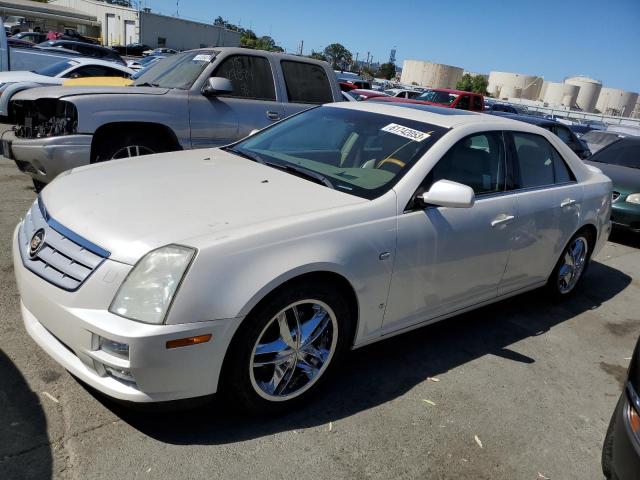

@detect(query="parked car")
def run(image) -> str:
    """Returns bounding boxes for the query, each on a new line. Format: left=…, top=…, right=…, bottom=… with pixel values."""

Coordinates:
left=4, top=15, right=28, bottom=35
left=568, top=123, right=594, bottom=137
left=143, top=47, right=177, bottom=56
left=384, top=88, right=422, bottom=99
left=12, top=31, right=47, bottom=43
left=585, top=136, right=640, bottom=232
left=489, top=112, right=591, bottom=159
left=126, top=54, right=165, bottom=71
left=349, top=89, right=390, bottom=101
left=58, top=28, right=99, bottom=45
left=37, top=40, right=125, bottom=65
left=582, top=130, right=627, bottom=154
left=5, top=47, right=343, bottom=190
left=11, top=103, right=612, bottom=412
left=484, top=100, right=522, bottom=114
left=7, top=37, right=35, bottom=49
left=63, top=76, right=133, bottom=87
left=111, top=43, right=152, bottom=56
left=372, top=88, right=485, bottom=111
left=602, top=333, right=640, bottom=479
left=0, top=58, right=133, bottom=119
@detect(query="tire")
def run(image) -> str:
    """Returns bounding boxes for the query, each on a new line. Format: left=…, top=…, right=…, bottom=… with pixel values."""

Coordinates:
left=222, top=281, right=353, bottom=415
left=92, top=132, right=168, bottom=163
left=32, top=179, right=46, bottom=193
left=602, top=396, right=621, bottom=479
left=546, top=229, right=593, bottom=299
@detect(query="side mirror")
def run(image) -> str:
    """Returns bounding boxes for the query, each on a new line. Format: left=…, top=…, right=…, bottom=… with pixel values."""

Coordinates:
left=418, top=179, right=475, bottom=208
left=202, top=77, right=233, bottom=96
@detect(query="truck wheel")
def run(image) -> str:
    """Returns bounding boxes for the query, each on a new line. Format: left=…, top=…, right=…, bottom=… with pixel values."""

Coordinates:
left=222, top=281, right=353, bottom=415
left=92, top=134, right=167, bottom=163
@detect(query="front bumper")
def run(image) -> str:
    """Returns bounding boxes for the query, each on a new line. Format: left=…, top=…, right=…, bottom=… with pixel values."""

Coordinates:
left=611, top=202, right=640, bottom=233
left=13, top=224, right=242, bottom=402
left=3, top=131, right=92, bottom=184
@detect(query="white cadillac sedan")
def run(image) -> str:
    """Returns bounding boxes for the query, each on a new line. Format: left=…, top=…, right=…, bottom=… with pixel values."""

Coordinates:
left=13, top=102, right=612, bottom=413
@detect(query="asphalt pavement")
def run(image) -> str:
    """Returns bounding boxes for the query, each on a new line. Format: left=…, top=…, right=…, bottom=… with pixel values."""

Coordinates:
left=0, top=144, right=639, bottom=479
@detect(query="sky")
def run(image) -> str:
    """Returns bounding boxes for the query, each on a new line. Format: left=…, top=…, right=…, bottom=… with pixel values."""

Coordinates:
left=144, top=0, right=640, bottom=92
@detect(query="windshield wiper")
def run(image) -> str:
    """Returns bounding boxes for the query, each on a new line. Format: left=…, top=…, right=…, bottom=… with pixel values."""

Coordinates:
left=134, top=82, right=159, bottom=87
left=265, top=162, right=335, bottom=189
left=222, top=146, right=265, bottom=164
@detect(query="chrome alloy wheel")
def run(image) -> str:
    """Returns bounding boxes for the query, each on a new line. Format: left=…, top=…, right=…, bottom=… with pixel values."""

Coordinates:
left=557, top=236, right=588, bottom=294
left=250, top=300, right=338, bottom=401
left=111, top=145, right=155, bottom=159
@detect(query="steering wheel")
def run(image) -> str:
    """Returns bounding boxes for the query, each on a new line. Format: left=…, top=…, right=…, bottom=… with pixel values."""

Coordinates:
left=376, top=157, right=406, bottom=173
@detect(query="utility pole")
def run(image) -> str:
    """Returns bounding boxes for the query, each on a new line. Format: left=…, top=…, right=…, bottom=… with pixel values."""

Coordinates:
left=299, top=40, right=304, bottom=56
left=176, top=0, right=179, bottom=17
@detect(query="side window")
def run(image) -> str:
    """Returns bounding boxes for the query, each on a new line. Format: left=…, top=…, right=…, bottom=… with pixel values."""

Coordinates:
left=554, top=126, right=572, bottom=144
left=456, top=95, right=470, bottom=110
left=64, top=65, right=109, bottom=78
left=213, top=55, right=276, bottom=101
left=472, top=95, right=482, bottom=111
left=511, top=132, right=574, bottom=188
left=281, top=61, right=333, bottom=104
left=427, top=132, right=506, bottom=195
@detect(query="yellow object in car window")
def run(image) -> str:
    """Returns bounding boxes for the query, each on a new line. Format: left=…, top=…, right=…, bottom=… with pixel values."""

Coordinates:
left=63, top=77, right=134, bottom=87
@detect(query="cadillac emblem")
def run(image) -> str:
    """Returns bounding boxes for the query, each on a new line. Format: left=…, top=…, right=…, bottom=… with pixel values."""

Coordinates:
left=29, top=229, right=45, bottom=258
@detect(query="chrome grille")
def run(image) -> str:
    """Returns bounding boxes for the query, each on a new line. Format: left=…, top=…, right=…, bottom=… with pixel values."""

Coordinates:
left=18, top=199, right=109, bottom=291
left=612, top=191, right=621, bottom=202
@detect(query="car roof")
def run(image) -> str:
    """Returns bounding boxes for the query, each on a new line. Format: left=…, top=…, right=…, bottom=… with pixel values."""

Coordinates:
left=490, top=112, right=558, bottom=127
left=66, top=57, right=128, bottom=69
left=329, top=101, right=520, bottom=129
left=429, top=88, right=480, bottom=95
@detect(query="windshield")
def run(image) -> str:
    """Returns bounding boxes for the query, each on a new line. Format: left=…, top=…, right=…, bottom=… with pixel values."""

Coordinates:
left=415, top=89, right=459, bottom=105
left=34, top=60, right=78, bottom=77
left=133, top=51, right=214, bottom=89
left=231, top=106, right=448, bottom=199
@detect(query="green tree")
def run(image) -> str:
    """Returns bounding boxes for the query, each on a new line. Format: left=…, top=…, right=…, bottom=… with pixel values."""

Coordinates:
left=216, top=17, right=284, bottom=52
left=323, top=43, right=352, bottom=70
left=376, top=62, right=396, bottom=80
left=309, top=50, right=327, bottom=62
left=455, top=74, right=488, bottom=95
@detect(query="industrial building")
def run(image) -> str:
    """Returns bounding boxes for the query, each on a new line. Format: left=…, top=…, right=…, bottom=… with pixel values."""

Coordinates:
left=564, top=76, right=602, bottom=113
left=49, top=0, right=241, bottom=49
left=487, top=71, right=543, bottom=101
left=0, top=0, right=100, bottom=37
left=595, top=87, right=639, bottom=117
left=539, top=81, right=579, bottom=108
left=400, top=60, right=463, bottom=89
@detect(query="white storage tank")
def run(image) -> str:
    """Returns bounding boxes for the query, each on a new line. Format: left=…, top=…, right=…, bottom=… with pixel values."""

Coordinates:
left=595, top=88, right=639, bottom=117
left=564, top=76, right=602, bottom=113
left=400, top=60, right=464, bottom=89
left=487, top=71, right=543, bottom=100
left=540, top=81, right=579, bottom=108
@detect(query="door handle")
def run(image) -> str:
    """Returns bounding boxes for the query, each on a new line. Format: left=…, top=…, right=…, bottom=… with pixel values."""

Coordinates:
left=560, top=198, right=576, bottom=208
left=491, top=214, right=515, bottom=227
left=266, top=111, right=280, bottom=120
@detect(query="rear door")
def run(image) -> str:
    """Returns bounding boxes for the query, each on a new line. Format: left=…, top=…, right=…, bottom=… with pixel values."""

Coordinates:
left=499, top=131, right=582, bottom=294
left=280, top=60, right=335, bottom=117
left=188, top=53, right=284, bottom=148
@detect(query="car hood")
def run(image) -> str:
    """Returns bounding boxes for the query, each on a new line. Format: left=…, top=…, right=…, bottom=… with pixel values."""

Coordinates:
left=585, top=161, right=640, bottom=194
left=12, top=85, right=169, bottom=101
left=0, top=71, right=56, bottom=84
left=40, top=149, right=365, bottom=264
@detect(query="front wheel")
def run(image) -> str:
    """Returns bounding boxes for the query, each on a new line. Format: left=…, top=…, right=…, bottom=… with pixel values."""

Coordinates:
left=546, top=230, right=593, bottom=298
left=222, top=282, right=353, bottom=414
left=92, top=133, right=166, bottom=163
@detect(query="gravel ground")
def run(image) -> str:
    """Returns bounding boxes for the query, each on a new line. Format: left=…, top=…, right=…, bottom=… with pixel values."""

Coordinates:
left=0, top=145, right=639, bottom=479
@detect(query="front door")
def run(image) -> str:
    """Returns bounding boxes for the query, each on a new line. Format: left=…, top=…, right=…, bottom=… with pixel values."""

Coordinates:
left=383, top=131, right=517, bottom=333
left=188, top=54, right=284, bottom=149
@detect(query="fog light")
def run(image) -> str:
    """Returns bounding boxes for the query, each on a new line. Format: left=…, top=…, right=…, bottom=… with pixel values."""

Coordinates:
left=100, top=337, right=129, bottom=359
left=104, top=365, right=135, bottom=384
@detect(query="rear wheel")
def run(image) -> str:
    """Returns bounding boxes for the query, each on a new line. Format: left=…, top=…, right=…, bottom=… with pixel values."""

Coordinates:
left=546, top=230, right=593, bottom=298
left=222, top=281, right=353, bottom=415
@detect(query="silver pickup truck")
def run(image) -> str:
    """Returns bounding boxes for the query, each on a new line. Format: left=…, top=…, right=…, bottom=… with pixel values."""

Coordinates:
left=3, top=47, right=342, bottom=190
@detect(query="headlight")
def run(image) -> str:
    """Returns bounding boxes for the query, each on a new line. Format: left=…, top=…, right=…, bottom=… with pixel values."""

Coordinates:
left=109, top=245, right=195, bottom=324
left=626, top=193, right=640, bottom=205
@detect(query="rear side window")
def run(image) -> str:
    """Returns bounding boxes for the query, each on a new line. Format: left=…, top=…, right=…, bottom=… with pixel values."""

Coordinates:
left=591, top=141, right=640, bottom=169
left=511, top=132, right=575, bottom=188
left=472, top=95, right=482, bottom=110
left=427, top=131, right=506, bottom=195
left=214, top=55, right=276, bottom=101
left=456, top=95, right=470, bottom=110
left=281, top=61, right=333, bottom=104
left=554, top=126, right=573, bottom=144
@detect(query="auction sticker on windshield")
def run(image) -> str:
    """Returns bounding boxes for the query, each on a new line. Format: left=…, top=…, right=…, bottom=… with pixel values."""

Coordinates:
left=193, top=54, right=213, bottom=62
left=381, top=123, right=431, bottom=142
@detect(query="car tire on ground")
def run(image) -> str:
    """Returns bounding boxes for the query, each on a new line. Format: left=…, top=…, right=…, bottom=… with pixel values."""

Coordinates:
left=222, top=280, right=353, bottom=415
left=92, top=133, right=168, bottom=163
left=601, top=396, right=621, bottom=479
left=546, top=229, right=594, bottom=299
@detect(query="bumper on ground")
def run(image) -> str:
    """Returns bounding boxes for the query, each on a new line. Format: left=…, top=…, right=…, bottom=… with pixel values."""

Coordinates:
left=3, top=131, right=92, bottom=184
left=13, top=225, right=242, bottom=402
